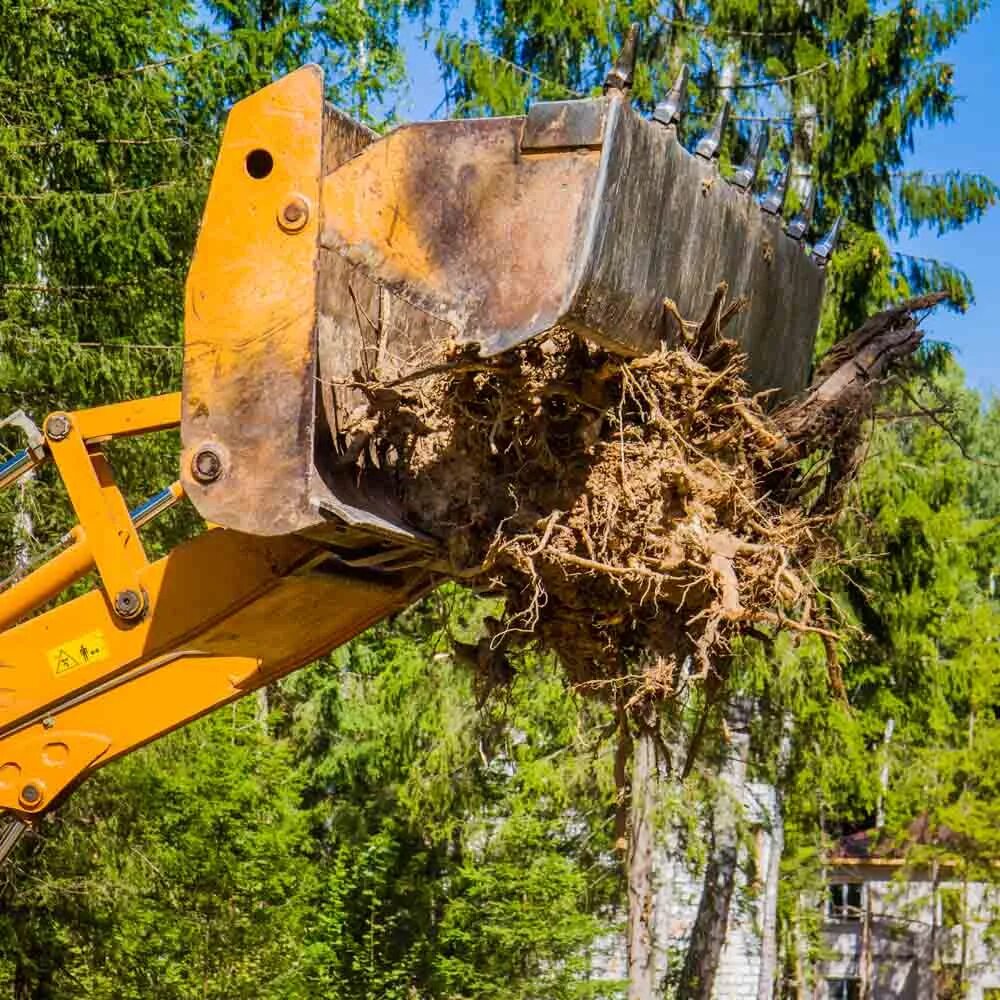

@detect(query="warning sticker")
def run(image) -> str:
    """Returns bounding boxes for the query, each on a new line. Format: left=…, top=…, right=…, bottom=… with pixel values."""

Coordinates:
left=47, top=630, right=109, bottom=678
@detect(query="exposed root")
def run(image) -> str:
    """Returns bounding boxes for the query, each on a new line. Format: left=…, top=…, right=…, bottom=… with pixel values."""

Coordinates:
left=339, top=287, right=945, bottom=712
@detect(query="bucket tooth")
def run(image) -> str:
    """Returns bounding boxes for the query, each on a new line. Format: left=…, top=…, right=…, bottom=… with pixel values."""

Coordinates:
left=652, top=64, right=689, bottom=131
left=811, top=215, right=843, bottom=266
left=695, top=100, right=730, bottom=160
left=785, top=178, right=816, bottom=240
left=731, top=124, right=769, bottom=191
left=761, top=161, right=791, bottom=215
left=604, top=24, right=640, bottom=93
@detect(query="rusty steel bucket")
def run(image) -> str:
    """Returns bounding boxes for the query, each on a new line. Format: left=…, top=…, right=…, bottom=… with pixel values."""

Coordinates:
left=180, top=65, right=827, bottom=549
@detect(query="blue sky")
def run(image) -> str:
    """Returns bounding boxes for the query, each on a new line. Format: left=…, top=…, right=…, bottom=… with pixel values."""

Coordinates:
left=890, top=4, right=1000, bottom=397
left=394, top=7, right=999, bottom=396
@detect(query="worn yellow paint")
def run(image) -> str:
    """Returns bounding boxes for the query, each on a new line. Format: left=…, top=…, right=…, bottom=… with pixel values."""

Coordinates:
left=74, top=393, right=180, bottom=441
left=183, top=66, right=322, bottom=376
left=180, top=65, right=325, bottom=535
left=0, top=527, right=90, bottom=632
left=0, top=387, right=420, bottom=814
left=40, top=397, right=181, bottom=625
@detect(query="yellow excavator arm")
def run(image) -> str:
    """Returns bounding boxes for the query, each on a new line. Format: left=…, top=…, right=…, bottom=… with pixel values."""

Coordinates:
left=0, top=391, right=426, bottom=852
left=0, top=54, right=834, bottom=853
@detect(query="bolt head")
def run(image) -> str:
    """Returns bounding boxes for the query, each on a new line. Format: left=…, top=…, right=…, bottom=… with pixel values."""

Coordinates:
left=277, top=195, right=309, bottom=233
left=113, top=589, right=143, bottom=620
left=192, top=447, right=223, bottom=483
left=45, top=413, right=71, bottom=441
left=19, top=783, right=42, bottom=808
left=42, top=716, right=55, bottom=730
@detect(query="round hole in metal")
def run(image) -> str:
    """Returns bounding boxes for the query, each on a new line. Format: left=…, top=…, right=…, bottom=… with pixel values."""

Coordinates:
left=245, top=149, right=274, bottom=179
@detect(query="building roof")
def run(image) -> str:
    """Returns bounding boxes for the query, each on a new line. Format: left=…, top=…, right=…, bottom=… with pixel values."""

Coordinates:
left=831, top=815, right=962, bottom=865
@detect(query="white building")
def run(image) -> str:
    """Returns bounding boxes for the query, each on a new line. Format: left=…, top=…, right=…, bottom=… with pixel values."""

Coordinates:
left=593, top=805, right=1000, bottom=999
left=820, top=823, right=1000, bottom=1000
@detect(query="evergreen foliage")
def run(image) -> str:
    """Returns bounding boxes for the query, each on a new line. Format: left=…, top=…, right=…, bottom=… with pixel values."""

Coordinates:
left=0, top=706, right=321, bottom=999
left=282, top=594, right=620, bottom=998
left=429, top=2, right=1000, bottom=990
left=752, top=375, right=1000, bottom=989
left=0, top=0, right=997, bottom=996
left=840, top=374, right=1000, bottom=867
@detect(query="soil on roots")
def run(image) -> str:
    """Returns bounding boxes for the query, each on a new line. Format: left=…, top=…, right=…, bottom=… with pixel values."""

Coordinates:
left=338, top=289, right=940, bottom=710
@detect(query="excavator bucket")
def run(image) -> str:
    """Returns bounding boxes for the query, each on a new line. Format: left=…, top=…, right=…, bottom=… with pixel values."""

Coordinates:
left=0, top=57, right=841, bottom=829
left=181, top=64, right=829, bottom=545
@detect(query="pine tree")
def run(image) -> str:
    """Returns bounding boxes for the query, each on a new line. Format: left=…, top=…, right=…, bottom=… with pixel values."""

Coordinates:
left=3, top=3, right=997, bottom=998
left=836, top=373, right=1000, bottom=855
left=0, top=704, right=323, bottom=1000
left=281, top=590, right=622, bottom=999
left=429, top=3, right=998, bottom=993
left=744, top=372, right=1000, bottom=994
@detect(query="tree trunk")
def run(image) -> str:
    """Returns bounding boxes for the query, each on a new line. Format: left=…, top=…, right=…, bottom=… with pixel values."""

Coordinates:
left=627, top=721, right=660, bottom=1000
left=676, top=698, right=752, bottom=1000
left=929, top=859, right=940, bottom=1000
left=756, top=789, right=784, bottom=1000
left=13, top=959, right=29, bottom=1000
left=875, top=717, right=895, bottom=831
left=255, top=686, right=269, bottom=734
left=677, top=832, right=739, bottom=999
left=861, top=888, right=873, bottom=999
left=14, top=474, right=34, bottom=573
left=758, top=723, right=793, bottom=1000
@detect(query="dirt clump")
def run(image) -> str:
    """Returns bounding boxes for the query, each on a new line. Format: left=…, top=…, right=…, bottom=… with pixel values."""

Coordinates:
left=338, top=287, right=944, bottom=710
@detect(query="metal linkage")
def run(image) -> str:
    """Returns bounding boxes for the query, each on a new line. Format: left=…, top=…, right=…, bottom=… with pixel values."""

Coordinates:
left=130, top=482, right=185, bottom=528
left=0, top=451, right=33, bottom=493
left=0, top=531, right=77, bottom=600
left=0, top=482, right=184, bottom=631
